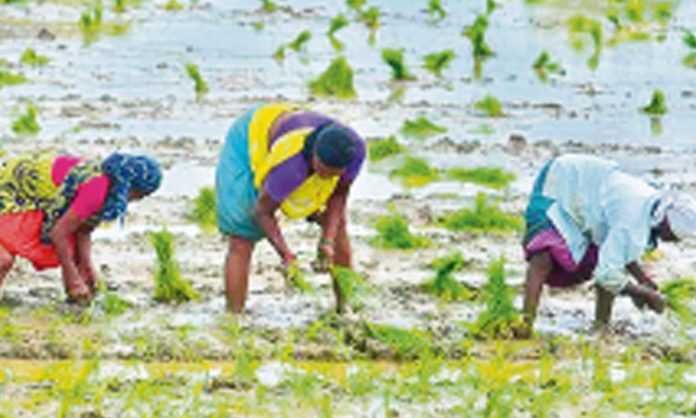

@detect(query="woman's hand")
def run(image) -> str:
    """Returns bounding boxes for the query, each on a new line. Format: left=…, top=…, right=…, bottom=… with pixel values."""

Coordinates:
left=312, top=238, right=335, bottom=273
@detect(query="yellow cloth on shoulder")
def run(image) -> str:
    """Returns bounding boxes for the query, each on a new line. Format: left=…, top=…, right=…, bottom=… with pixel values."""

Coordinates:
left=0, top=152, right=59, bottom=215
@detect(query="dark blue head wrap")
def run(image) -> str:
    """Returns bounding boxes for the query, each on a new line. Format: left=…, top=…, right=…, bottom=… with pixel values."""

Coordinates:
left=308, top=124, right=356, bottom=169
left=100, top=153, right=162, bottom=221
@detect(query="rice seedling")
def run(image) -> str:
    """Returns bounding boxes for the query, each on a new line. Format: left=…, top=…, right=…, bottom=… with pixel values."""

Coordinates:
left=360, top=6, right=380, bottom=43
left=151, top=229, right=199, bottom=303
left=532, top=50, right=564, bottom=81
left=328, top=13, right=349, bottom=36
left=331, top=266, right=370, bottom=310
left=346, top=0, right=365, bottom=12
left=640, top=89, right=667, bottom=115
left=486, top=0, right=497, bottom=14
left=400, top=116, right=447, bottom=140
left=462, top=15, right=494, bottom=60
left=474, top=94, right=503, bottom=117
left=96, top=280, right=132, bottom=316
left=447, top=166, right=515, bottom=190
left=273, top=45, right=286, bottom=61
left=308, top=57, right=357, bottom=99
left=567, top=15, right=603, bottom=69
left=113, top=0, right=140, bottom=13
left=390, top=156, right=439, bottom=188
left=19, top=48, right=49, bottom=66
left=365, top=323, right=433, bottom=359
left=441, top=193, right=522, bottom=233
left=470, top=257, right=523, bottom=339
left=185, top=62, right=209, bottom=99
left=371, top=210, right=431, bottom=249
left=11, top=103, right=40, bottom=136
left=660, top=278, right=696, bottom=324
left=381, top=48, right=416, bottom=82
left=284, top=262, right=314, bottom=292
left=368, top=135, right=404, bottom=162
left=422, top=49, right=454, bottom=77
left=652, top=2, right=674, bottom=25
left=0, top=69, right=26, bottom=89
left=427, top=0, right=446, bottom=21
left=187, top=186, right=216, bottom=231
left=682, top=29, right=696, bottom=69
left=78, top=2, right=130, bottom=45
left=288, top=30, right=312, bottom=52
left=164, top=0, right=183, bottom=11
left=261, top=0, right=277, bottom=12
left=421, top=252, right=477, bottom=301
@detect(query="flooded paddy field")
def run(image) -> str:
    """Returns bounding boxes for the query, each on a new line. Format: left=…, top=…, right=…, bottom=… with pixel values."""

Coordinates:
left=1, top=0, right=696, bottom=416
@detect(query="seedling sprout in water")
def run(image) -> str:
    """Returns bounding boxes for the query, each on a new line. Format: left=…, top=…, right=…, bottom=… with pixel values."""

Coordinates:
left=441, top=193, right=522, bottom=233
left=261, top=0, right=277, bottom=13
left=470, top=257, right=523, bottom=339
left=151, top=229, right=199, bottom=303
left=368, top=135, right=404, bottom=162
left=187, top=186, right=216, bottom=232
left=532, top=50, right=564, bottom=82
left=381, top=48, right=416, bottom=82
left=423, top=49, right=454, bottom=77
left=331, top=266, right=370, bottom=311
left=462, top=15, right=494, bottom=60
left=360, top=6, right=380, bottom=44
left=421, top=252, right=477, bottom=301
left=447, top=166, right=515, bottom=190
left=164, top=0, right=183, bottom=11
left=371, top=210, right=431, bottom=250
left=390, top=156, right=439, bottom=188
left=683, top=29, right=696, bottom=69
left=640, top=89, right=667, bottom=115
left=11, top=102, right=40, bottom=136
left=19, top=48, right=49, bottom=66
left=365, top=323, right=433, bottom=359
left=0, top=69, right=26, bottom=89
left=185, top=62, right=209, bottom=99
left=474, top=95, right=504, bottom=117
left=288, top=30, right=312, bottom=52
left=308, top=57, right=356, bottom=99
left=346, top=0, right=365, bottom=12
left=427, top=0, right=446, bottom=21
left=400, top=116, right=447, bottom=140
left=328, top=13, right=349, bottom=50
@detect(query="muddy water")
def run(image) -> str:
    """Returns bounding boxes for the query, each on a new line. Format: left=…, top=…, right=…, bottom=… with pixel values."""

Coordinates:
left=0, top=0, right=695, bottom=390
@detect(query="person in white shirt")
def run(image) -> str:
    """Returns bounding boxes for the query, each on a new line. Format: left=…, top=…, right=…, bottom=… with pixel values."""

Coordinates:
left=521, top=154, right=696, bottom=332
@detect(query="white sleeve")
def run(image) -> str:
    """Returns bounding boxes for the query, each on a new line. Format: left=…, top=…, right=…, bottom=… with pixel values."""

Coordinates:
left=594, top=227, right=644, bottom=294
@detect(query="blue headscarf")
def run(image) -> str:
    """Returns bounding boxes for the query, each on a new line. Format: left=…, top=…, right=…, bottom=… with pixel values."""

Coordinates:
left=303, top=123, right=356, bottom=169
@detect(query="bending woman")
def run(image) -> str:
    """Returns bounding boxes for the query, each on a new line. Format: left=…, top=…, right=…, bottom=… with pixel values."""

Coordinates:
left=216, top=103, right=365, bottom=313
left=0, top=152, right=162, bottom=302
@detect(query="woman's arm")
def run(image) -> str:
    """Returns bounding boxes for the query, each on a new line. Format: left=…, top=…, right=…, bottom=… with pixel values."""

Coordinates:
left=49, top=210, right=91, bottom=300
left=253, top=193, right=295, bottom=264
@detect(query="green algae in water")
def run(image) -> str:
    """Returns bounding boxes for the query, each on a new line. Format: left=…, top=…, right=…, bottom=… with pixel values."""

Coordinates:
left=11, top=102, right=40, bottom=136
left=441, top=193, right=522, bottom=234
left=381, top=48, right=416, bottom=82
left=188, top=186, right=216, bottom=232
left=474, top=95, right=503, bottom=117
left=640, top=89, right=667, bottom=115
left=390, top=156, right=439, bottom=188
left=421, top=252, right=477, bottom=301
left=661, top=278, right=696, bottom=324
left=427, top=0, right=446, bottom=21
left=185, top=62, right=209, bottom=98
left=423, top=49, right=454, bottom=77
left=19, top=48, right=49, bottom=66
left=151, top=229, right=199, bottom=303
left=462, top=15, right=494, bottom=60
left=372, top=210, right=430, bottom=250
left=447, top=166, right=515, bottom=190
left=368, top=135, right=404, bottom=162
left=400, top=116, right=447, bottom=140
left=366, top=323, right=432, bottom=359
left=471, top=257, right=523, bottom=339
left=308, top=57, right=356, bottom=99
left=288, top=30, right=312, bottom=52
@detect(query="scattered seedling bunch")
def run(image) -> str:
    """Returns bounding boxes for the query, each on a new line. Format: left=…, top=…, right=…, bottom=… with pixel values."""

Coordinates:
left=441, top=193, right=522, bottom=233
left=308, top=57, right=357, bottom=99
left=372, top=210, right=431, bottom=249
left=421, top=252, right=476, bottom=301
left=151, top=229, right=199, bottom=303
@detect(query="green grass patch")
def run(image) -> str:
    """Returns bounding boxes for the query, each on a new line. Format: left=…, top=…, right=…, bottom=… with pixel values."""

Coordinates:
left=447, top=166, right=515, bottom=190
left=288, top=30, right=312, bottom=52
left=365, top=323, right=432, bottom=359
left=0, top=69, right=27, bottom=89
left=423, top=49, right=454, bottom=78
left=187, top=186, right=216, bottom=232
left=661, top=278, right=696, bottom=324
left=308, top=56, right=356, bottom=99
left=382, top=48, right=416, bottom=82
left=185, top=62, right=209, bottom=99
left=20, top=48, right=49, bottom=66
left=470, top=257, right=523, bottom=339
left=421, top=252, right=477, bottom=301
left=640, top=89, right=667, bottom=115
left=441, top=193, right=522, bottom=233
left=474, top=95, right=503, bottom=117
left=11, top=103, right=40, bottom=136
left=368, top=135, right=404, bottom=162
left=400, top=116, right=447, bottom=140
left=151, top=229, right=200, bottom=303
left=390, top=156, right=439, bottom=188
left=371, top=210, right=430, bottom=250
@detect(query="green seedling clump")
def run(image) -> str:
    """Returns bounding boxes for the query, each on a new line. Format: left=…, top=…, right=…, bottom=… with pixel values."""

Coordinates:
left=684, top=30, right=696, bottom=68
left=261, top=0, right=277, bottom=12
left=188, top=186, right=216, bottom=231
left=462, top=15, right=494, bottom=59
left=474, top=95, right=503, bottom=117
left=427, top=0, right=446, bottom=21
left=328, top=13, right=349, bottom=36
left=79, top=3, right=103, bottom=42
left=372, top=211, right=430, bottom=250
left=185, top=62, right=209, bottom=98
left=151, top=229, right=199, bottom=303
left=284, top=262, right=314, bottom=293
left=346, top=0, right=365, bottom=12
left=567, top=15, right=603, bottom=69
left=331, top=266, right=370, bottom=310
left=0, top=69, right=26, bottom=89
left=423, top=49, right=454, bottom=77
left=368, top=135, right=404, bottom=162
left=365, top=323, right=432, bottom=359
left=471, top=257, right=523, bottom=339
left=382, top=48, right=416, bottom=81
left=400, top=116, right=447, bottom=140
left=532, top=50, right=564, bottom=81
left=11, top=103, right=40, bottom=136
left=96, top=280, right=132, bottom=316
left=640, top=90, right=667, bottom=115
left=288, top=30, right=312, bottom=52
left=441, top=193, right=522, bottom=233
left=447, top=166, right=515, bottom=190
left=422, top=252, right=476, bottom=301
left=20, top=48, right=49, bottom=66
left=661, top=278, right=696, bottom=324
left=360, top=6, right=380, bottom=43
left=164, top=0, right=183, bottom=11
left=390, top=156, right=439, bottom=188
left=308, top=57, right=356, bottom=99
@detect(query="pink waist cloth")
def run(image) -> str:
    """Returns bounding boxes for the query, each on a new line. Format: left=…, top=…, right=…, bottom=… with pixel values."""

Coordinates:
left=524, top=228, right=598, bottom=288
left=52, top=156, right=110, bottom=220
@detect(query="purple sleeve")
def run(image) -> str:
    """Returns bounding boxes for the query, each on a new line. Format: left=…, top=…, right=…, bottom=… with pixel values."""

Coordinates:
left=262, top=154, right=309, bottom=203
left=340, top=128, right=366, bottom=184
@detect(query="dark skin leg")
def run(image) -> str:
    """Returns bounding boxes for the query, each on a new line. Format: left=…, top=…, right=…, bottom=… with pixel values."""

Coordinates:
left=0, top=244, right=15, bottom=296
left=522, top=251, right=553, bottom=330
left=594, top=285, right=615, bottom=327
left=224, top=235, right=256, bottom=313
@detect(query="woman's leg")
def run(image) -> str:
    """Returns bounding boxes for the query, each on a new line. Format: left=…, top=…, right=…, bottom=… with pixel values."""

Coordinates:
left=523, top=251, right=553, bottom=327
left=0, top=244, right=15, bottom=297
left=594, top=285, right=615, bottom=327
left=224, top=235, right=255, bottom=313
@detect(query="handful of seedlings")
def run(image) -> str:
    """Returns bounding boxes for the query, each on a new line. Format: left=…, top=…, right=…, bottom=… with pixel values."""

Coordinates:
left=284, top=261, right=314, bottom=293
left=661, top=278, right=696, bottom=324
left=151, top=229, right=199, bottom=303
left=331, top=266, right=370, bottom=311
